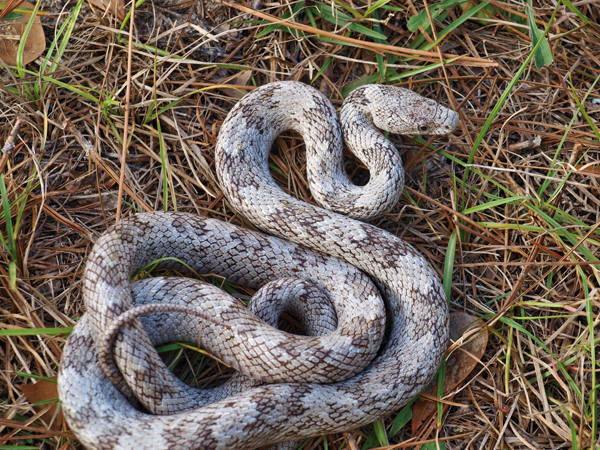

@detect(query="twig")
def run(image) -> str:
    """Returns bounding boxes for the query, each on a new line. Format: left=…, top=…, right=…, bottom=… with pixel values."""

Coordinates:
left=0, top=117, right=25, bottom=173
left=116, top=0, right=136, bottom=222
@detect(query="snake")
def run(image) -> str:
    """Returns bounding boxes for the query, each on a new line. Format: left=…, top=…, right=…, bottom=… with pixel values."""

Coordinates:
left=58, top=81, right=459, bottom=449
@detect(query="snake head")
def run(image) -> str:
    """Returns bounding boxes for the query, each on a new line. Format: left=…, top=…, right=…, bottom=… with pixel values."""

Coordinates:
left=364, top=85, right=459, bottom=135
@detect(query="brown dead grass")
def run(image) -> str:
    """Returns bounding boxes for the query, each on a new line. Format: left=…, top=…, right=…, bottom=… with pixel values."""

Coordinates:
left=1, top=0, right=599, bottom=449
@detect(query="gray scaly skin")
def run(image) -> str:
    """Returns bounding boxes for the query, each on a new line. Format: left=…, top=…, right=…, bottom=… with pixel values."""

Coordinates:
left=58, top=81, right=459, bottom=449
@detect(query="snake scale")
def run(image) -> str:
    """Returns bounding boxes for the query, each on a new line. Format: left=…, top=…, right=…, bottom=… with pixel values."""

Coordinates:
left=58, top=81, right=459, bottom=449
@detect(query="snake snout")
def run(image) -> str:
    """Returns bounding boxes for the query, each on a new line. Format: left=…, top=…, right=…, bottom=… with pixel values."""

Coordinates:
left=427, top=105, right=459, bottom=135
left=446, top=109, right=460, bottom=132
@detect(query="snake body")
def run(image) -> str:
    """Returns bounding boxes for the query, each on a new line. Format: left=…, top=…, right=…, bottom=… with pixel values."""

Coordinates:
left=58, top=81, right=458, bottom=449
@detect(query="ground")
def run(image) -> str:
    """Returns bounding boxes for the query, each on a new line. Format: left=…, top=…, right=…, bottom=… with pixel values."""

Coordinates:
left=0, top=0, right=599, bottom=449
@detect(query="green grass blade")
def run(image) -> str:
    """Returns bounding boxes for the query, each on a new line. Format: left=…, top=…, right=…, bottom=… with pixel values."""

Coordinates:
left=561, top=404, right=579, bottom=450
left=14, top=371, right=58, bottom=382
left=157, top=118, right=173, bottom=211
left=365, top=0, right=393, bottom=17
left=499, top=316, right=583, bottom=404
left=385, top=56, right=461, bottom=83
left=585, top=291, right=597, bottom=441
left=443, top=230, right=457, bottom=302
left=145, top=84, right=241, bottom=123
left=332, top=0, right=363, bottom=19
left=310, top=3, right=388, bottom=40
left=341, top=74, right=380, bottom=97
left=407, top=0, right=464, bottom=32
left=387, top=401, right=413, bottom=437
left=145, top=97, right=183, bottom=124
left=1, top=11, right=24, bottom=20
left=569, top=73, right=600, bottom=141
left=418, top=2, right=489, bottom=52
left=373, top=418, right=388, bottom=446
left=461, top=196, right=530, bottom=215
left=0, top=445, right=40, bottom=449
left=15, top=65, right=100, bottom=101
left=505, top=326, right=514, bottom=393
left=15, top=0, right=41, bottom=81
left=256, top=1, right=304, bottom=38
left=119, top=0, right=148, bottom=31
left=12, top=174, right=34, bottom=238
left=462, top=1, right=561, bottom=203
left=0, top=327, right=73, bottom=336
left=378, top=4, right=404, bottom=11
left=372, top=9, right=397, bottom=77
left=311, top=56, right=334, bottom=83
left=526, top=0, right=553, bottom=70
left=559, top=0, right=591, bottom=24
left=371, top=9, right=387, bottom=78
left=422, top=442, right=447, bottom=450
left=0, top=174, right=17, bottom=262
left=525, top=202, right=598, bottom=263
left=39, top=0, right=84, bottom=98
left=436, top=358, right=447, bottom=424
left=131, top=256, right=195, bottom=279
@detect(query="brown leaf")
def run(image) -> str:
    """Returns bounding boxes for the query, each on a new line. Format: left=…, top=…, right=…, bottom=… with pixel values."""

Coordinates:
left=0, top=2, right=45, bottom=66
left=19, top=378, right=64, bottom=431
left=575, top=164, right=600, bottom=175
left=411, top=312, right=488, bottom=434
left=88, top=0, right=125, bottom=20
left=218, top=70, right=254, bottom=99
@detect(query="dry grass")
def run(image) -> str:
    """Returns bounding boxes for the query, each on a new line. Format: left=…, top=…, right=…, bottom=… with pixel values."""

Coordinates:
left=1, top=0, right=599, bottom=449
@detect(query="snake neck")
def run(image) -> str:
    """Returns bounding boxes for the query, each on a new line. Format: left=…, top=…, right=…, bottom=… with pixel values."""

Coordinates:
left=332, top=86, right=406, bottom=220
left=215, top=81, right=405, bottom=222
left=301, top=84, right=406, bottom=221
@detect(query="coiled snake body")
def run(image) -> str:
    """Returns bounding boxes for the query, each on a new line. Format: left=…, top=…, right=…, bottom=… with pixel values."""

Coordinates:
left=58, top=81, right=459, bottom=449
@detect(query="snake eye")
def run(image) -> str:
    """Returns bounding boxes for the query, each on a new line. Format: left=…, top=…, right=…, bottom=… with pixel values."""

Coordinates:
left=420, top=125, right=428, bottom=132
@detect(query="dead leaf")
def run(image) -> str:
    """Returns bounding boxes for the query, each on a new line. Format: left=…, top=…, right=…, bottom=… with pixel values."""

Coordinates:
left=0, top=2, right=45, bottom=65
left=19, top=378, right=64, bottom=431
left=88, top=0, right=125, bottom=20
left=411, top=312, right=488, bottom=434
left=576, top=164, right=600, bottom=175
left=218, top=70, right=253, bottom=99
